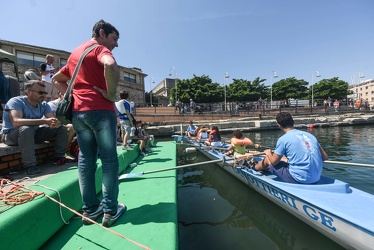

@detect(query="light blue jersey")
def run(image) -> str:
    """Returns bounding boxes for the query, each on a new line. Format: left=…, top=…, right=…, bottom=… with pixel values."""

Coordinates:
left=274, top=129, right=323, bottom=183
left=1, top=96, right=52, bottom=134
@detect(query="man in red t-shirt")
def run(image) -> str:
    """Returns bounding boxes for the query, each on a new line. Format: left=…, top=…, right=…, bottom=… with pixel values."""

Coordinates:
left=52, top=19, right=125, bottom=228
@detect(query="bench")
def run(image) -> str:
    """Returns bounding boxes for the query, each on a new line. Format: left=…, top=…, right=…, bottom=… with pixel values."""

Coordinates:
left=0, top=141, right=55, bottom=175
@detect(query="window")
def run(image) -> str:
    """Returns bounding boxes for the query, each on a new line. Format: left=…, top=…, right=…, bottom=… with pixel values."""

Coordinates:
left=124, top=72, right=136, bottom=83
left=16, top=51, right=45, bottom=67
left=60, top=59, right=67, bottom=68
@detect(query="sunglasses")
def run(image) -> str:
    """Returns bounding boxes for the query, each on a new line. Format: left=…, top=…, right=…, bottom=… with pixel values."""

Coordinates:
left=29, top=90, right=48, bottom=95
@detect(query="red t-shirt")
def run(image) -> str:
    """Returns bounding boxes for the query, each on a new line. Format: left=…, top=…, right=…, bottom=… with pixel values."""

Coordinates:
left=60, top=40, right=116, bottom=112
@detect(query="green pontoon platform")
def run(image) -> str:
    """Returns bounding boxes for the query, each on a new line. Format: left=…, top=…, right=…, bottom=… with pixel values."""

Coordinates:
left=0, top=142, right=178, bottom=250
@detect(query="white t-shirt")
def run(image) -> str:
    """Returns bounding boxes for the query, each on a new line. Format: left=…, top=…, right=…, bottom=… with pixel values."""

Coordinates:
left=41, top=64, right=55, bottom=83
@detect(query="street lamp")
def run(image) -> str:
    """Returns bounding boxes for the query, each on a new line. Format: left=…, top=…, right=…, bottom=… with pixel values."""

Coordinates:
left=169, top=66, right=177, bottom=102
left=357, top=72, right=365, bottom=100
left=270, top=71, right=278, bottom=108
left=149, top=78, right=155, bottom=107
left=312, top=71, right=321, bottom=107
left=358, top=72, right=365, bottom=83
left=224, top=72, right=230, bottom=111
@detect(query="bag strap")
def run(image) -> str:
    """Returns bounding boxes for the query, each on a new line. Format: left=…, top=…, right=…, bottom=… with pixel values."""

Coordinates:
left=63, top=43, right=99, bottom=101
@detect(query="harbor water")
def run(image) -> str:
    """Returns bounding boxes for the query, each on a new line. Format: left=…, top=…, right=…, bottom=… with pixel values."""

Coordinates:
left=177, top=125, right=374, bottom=250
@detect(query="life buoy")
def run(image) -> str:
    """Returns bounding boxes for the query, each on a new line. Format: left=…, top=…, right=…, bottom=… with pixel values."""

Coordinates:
left=231, top=137, right=252, bottom=146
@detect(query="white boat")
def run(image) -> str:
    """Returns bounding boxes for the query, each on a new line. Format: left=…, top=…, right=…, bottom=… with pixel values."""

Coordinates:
left=174, top=135, right=374, bottom=250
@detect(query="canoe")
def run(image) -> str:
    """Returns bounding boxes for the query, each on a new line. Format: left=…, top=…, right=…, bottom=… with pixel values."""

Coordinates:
left=174, top=135, right=374, bottom=250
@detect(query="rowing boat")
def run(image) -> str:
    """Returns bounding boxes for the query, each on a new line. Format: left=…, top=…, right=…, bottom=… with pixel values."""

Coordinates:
left=173, top=135, right=374, bottom=250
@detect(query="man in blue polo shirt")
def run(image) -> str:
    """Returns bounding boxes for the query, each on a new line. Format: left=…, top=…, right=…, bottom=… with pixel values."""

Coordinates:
left=1, top=80, right=68, bottom=175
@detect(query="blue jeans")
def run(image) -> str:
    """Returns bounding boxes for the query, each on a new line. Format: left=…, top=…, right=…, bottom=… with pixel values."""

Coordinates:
left=73, top=110, right=119, bottom=215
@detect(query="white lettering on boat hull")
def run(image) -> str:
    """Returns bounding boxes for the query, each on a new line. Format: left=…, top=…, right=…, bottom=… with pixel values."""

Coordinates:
left=230, top=166, right=338, bottom=232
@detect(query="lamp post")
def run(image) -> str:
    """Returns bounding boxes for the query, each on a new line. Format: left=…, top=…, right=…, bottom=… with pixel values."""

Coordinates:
left=270, top=71, right=278, bottom=108
left=149, top=78, right=155, bottom=107
left=358, top=72, right=365, bottom=100
left=169, top=66, right=177, bottom=102
left=358, top=72, right=365, bottom=83
left=224, top=72, right=230, bottom=111
left=312, top=71, right=321, bottom=107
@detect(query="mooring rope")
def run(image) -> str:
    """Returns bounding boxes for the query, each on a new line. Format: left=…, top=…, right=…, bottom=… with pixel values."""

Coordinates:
left=0, top=178, right=151, bottom=250
left=0, top=178, right=44, bottom=208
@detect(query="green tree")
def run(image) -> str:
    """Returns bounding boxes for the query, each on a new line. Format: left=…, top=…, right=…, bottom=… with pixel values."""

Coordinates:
left=168, top=75, right=351, bottom=104
left=252, top=77, right=270, bottom=100
left=308, top=77, right=351, bottom=100
left=227, top=77, right=268, bottom=102
left=272, top=77, right=309, bottom=100
left=171, top=75, right=223, bottom=103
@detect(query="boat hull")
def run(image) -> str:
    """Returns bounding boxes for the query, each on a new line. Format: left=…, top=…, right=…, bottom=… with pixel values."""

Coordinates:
left=181, top=138, right=374, bottom=250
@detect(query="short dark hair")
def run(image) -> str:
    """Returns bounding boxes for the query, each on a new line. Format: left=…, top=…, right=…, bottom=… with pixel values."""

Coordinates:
left=92, top=19, right=119, bottom=38
left=233, top=129, right=243, bottom=139
left=24, top=80, right=46, bottom=90
left=119, top=90, right=129, bottom=99
left=276, top=112, right=294, bottom=128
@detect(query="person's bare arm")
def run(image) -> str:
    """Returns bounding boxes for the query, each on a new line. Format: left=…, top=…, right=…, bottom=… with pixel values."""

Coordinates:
left=9, top=110, right=57, bottom=127
left=94, top=55, right=119, bottom=102
left=264, top=149, right=283, bottom=166
left=52, top=72, right=70, bottom=95
left=320, top=146, right=329, bottom=161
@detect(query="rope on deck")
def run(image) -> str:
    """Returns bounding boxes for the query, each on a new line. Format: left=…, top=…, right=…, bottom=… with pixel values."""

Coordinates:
left=0, top=178, right=151, bottom=250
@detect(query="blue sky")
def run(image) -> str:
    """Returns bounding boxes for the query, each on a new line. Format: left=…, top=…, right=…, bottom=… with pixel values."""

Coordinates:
left=1, top=0, right=373, bottom=91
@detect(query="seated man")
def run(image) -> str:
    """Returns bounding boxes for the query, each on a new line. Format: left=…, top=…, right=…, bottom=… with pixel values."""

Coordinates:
left=254, top=112, right=329, bottom=184
left=0, top=80, right=68, bottom=175
left=185, top=121, right=198, bottom=137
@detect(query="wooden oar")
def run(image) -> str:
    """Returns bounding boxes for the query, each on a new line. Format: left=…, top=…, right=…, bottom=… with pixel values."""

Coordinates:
left=119, top=159, right=225, bottom=179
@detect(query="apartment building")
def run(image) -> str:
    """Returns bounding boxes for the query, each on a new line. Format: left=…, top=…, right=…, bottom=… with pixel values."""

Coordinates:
left=0, top=39, right=147, bottom=104
left=348, top=79, right=374, bottom=107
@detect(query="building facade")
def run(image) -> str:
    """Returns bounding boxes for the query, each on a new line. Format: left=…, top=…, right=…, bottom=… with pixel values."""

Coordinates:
left=348, top=79, right=374, bottom=107
left=152, top=78, right=176, bottom=106
left=0, top=39, right=147, bottom=104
